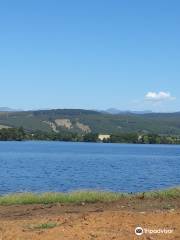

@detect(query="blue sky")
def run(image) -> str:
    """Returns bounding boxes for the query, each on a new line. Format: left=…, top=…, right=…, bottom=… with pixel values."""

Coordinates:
left=0, top=0, right=179, bottom=112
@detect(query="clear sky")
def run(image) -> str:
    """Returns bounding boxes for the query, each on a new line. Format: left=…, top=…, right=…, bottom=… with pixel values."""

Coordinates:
left=0, top=0, right=179, bottom=112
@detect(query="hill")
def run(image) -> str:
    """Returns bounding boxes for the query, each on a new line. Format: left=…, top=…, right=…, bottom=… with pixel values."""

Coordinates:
left=0, top=107, right=21, bottom=112
left=0, top=109, right=180, bottom=135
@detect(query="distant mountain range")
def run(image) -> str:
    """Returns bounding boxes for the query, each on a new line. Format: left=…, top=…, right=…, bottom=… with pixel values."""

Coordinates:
left=0, top=107, right=165, bottom=114
left=0, top=108, right=180, bottom=135
left=103, top=108, right=153, bottom=115
left=0, top=107, right=22, bottom=112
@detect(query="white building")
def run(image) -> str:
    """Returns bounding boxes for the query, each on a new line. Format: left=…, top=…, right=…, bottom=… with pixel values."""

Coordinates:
left=98, top=134, right=110, bottom=141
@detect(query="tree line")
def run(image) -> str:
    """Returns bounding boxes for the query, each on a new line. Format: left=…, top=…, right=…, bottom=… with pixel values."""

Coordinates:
left=0, top=127, right=180, bottom=144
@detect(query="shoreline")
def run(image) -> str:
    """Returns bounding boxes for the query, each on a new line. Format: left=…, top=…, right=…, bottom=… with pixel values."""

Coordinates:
left=0, top=190, right=180, bottom=239
left=1, top=127, right=180, bottom=144
left=0, top=188, right=179, bottom=206
left=1, top=139, right=180, bottom=145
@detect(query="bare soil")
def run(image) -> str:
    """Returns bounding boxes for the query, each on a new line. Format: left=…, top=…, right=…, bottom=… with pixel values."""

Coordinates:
left=0, top=198, right=180, bottom=240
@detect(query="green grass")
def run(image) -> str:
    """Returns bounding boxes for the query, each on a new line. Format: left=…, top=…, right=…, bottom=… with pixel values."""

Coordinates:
left=27, top=222, right=57, bottom=230
left=0, top=191, right=125, bottom=205
left=140, top=187, right=180, bottom=199
left=0, top=188, right=179, bottom=206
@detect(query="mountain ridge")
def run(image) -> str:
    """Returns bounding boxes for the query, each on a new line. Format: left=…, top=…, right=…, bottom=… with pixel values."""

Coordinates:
left=0, top=108, right=180, bottom=135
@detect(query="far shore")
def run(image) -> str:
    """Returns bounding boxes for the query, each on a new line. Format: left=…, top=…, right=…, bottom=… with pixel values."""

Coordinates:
left=1, top=127, right=180, bottom=144
left=1, top=139, right=180, bottom=145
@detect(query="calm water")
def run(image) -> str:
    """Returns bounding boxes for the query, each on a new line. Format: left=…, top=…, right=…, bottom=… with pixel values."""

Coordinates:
left=0, top=141, right=180, bottom=194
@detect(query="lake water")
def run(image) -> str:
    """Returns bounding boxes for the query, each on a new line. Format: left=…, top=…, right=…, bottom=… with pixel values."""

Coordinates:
left=0, top=141, right=180, bottom=194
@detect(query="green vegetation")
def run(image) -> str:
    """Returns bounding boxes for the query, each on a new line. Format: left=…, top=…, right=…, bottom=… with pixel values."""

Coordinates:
left=0, top=127, right=25, bottom=141
left=0, top=191, right=125, bottom=205
left=83, top=133, right=99, bottom=142
left=0, top=127, right=180, bottom=144
left=107, top=133, right=180, bottom=144
left=28, top=222, right=57, bottom=230
left=141, top=187, right=180, bottom=199
left=1, top=109, right=180, bottom=135
left=0, top=188, right=179, bottom=205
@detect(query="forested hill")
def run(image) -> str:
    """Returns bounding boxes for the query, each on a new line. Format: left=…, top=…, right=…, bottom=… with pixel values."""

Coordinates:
left=0, top=109, right=180, bottom=135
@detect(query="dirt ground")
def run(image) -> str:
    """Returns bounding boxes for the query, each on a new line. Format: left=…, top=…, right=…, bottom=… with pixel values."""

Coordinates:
left=0, top=198, right=180, bottom=240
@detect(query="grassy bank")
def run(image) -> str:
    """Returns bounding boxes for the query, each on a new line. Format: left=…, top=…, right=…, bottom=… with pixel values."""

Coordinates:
left=0, top=188, right=179, bottom=206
